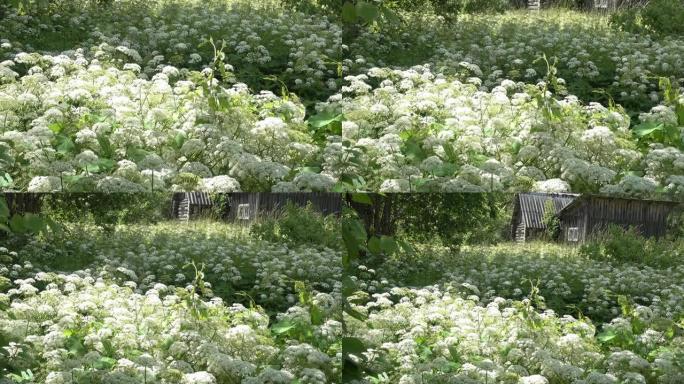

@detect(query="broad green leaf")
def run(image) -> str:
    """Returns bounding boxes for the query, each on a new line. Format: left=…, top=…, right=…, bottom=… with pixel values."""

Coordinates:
left=381, top=7, right=401, bottom=24
left=310, top=304, right=324, bottom=326
left=48, top=122, right=63, bottom=134
left=0, top=223, right=10, bottom=233
left=350, top=193, right=372, bottom=205
left=597, top=330, right=617, bottom=342
left=174, top=132, right=186, bottom=149
left=96, top=158, right=116, bottom=172
left=299, top=166, right=321, bottom=174
left=97, top=135, right=114, bottom=158
left=0, top=197, right=8, bottom=218
left=94, top=356, right=116, bottom=369
left=344, top=305, right=368, bottom=321
left=341, top=1, right=357, bottom=23
left=448, top=345, right=461, bottom=362
left=356, top=1, right=379, bottom=23
left=342, top=337, right=367, bottom=356
left=633, top=122, right=664, bottom=137
left=127, top=147, right=151, bottom=163
left=9, top=214, right=25, bottom=233
left=379, top=235, right=399, bottom=255
left=56, top=135, right=76, bottom=154
left=309, top=111, right=343, bottom=128
left=45, top=217, right=62, bottom=235
left=367, top=236, right=381, bottom=255
left=22, top=213, right=45, bottom=233
left=271, top=320, right=296, bottom=334
left=342, top=275, right=358, bottom=297
left=402, top=137, right=426, bottom=163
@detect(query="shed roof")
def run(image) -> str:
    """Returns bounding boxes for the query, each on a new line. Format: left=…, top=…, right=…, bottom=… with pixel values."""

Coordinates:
left=515, top=192, right=579, bottom=229
left=185, top=192, right=212, bottom=206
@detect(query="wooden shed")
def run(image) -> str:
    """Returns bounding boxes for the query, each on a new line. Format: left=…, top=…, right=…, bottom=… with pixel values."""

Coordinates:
left=511, top=192, right=579, bottom=242
left=527, top=0, right=624, bottom=10
left=557, top=195, right=681, bottom=243
left=171, top=192, right=213, bottom=221
left=224, top=192, right=343, bottom=222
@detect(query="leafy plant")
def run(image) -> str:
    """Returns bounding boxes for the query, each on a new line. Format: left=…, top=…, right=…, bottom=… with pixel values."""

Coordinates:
left=250, top=201, right=342, bottom=249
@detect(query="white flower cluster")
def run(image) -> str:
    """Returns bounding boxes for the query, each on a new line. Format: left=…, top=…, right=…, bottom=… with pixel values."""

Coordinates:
left=0, top=54, right=341, bottom=192
left=349, top=10, right=684, bottom=110
left=0, top=222, right=341, bottom=382
left=333, top=65, right=684, bottom=197
left=347, top=241, right=684, bottom=382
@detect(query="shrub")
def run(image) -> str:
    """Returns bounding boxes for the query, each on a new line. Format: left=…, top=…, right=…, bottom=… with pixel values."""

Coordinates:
left=250, top=202, right=341, bottom=249
left=641, top=0, right=684, bottom=35
left=611, top=0, right=684, bottom=35
left=578, top=224, right=675, bottom=265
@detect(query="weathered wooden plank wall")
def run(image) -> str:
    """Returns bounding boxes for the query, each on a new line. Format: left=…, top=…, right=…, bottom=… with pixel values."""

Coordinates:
left=225, top=192, right=343, bottom=222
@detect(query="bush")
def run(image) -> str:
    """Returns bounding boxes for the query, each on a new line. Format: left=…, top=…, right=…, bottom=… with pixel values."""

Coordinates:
left=578, top=224, right=675, bottom=265
left=250, top=202, right=341, bottom=249
left=641, top=0, right=684, bottom=35
left=39, top=193, right=168, bottom=231
left=610, top=0, right=684, bottom=35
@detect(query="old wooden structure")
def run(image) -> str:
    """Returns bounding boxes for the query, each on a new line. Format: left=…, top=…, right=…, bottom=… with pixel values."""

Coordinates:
left=511, top=192, right=579, bottom=242
left=527, top=0, right=627, bottom=10
left=171, top=192, right=213, bottom=221
left=557, top=195, right=681, bottom=243
left=224, top=192, right=343, bottom=222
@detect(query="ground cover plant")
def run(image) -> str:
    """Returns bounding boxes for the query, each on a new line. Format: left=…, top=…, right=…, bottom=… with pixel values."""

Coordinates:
left=0, top=0, right=344, bottom=192
left=346, top=242, right=684, bottom=383
left=0, top=217, right=343, bottom=383
left=2, top=2, right=684, bottom=194
left=343, top=200, right=684, bottom=384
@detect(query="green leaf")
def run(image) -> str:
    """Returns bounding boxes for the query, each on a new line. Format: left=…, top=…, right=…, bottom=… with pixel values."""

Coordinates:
left=97, top=135, right=114, bottom=158
left=342, top=275, right=358, bottom=297
left=309, top=111, right=343, bottom=128
left=597, top=330, right=617, bottom=343
left=0, top=197, right=9, bottom=218
left=0, top=223, right=10, bottom=233
left=342, top=219, right=367, bottom=265
left=56, top=135, right=76, bottom=154
left=367, top=236, right=381, bottom=255
left=271, top=320, right=296, bottom=335
left=448, top=345, right=461, bottom=363
left=94, top=356, right=117, bottom=369
left=22, top=213, right=45, bottom=233
left=48, top=122, right=63, bottom=134
left=310, top=304, right=324, bottom=326
left=356, top=1, right=379, bottom=23
left=299, top=166, right=321, bottom=174
left=127, top=147, right=151, bottom=163
left=9, top=214, right=25, bottom=233
left=402, top=137, right=426, bottom=163
left=350, top=193, right=372, bottom=205
left=341, top=1, right=357, bottom=23
left=379, top=235, right=399, bottom=255
left=381, top=7, right=401, bottom=24
left=633, top=121, right=664, bottom=137
left=174, top=132, right=186, bottom=150
left=96, top=158, right=116, bottom=172
left=343, top=337, right=367, bottom=356
left=344, top=305, right=368, bottom=321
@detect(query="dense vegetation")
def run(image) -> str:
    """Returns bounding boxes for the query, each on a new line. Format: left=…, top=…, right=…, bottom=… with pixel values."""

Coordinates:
left=1, top=1, right=683, bottom=195
left=343, top=198, right=684, bottom=383
left=1, top=199, right=343, bottom=383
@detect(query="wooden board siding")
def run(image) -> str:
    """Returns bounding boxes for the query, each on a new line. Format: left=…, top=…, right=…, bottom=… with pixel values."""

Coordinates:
left=0, top=193, right=44, bottom=215
left=224, top=192, right=343, bottom=222
left=559, top=195, right=681, bottom=242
